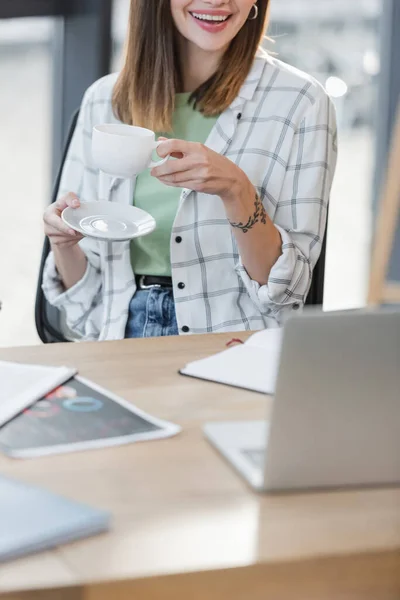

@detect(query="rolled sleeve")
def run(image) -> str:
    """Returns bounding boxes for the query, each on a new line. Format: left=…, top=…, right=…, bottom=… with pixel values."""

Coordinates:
left=236, top=224, right=307, bottom=311
left=43, top=251, right=100, bottom=310
left=237, top=91, right=337, bottom=320
left=42, top=248, right=103, bottom=339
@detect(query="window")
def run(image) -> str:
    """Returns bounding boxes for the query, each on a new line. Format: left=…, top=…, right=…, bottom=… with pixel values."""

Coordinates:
left=268, top=0, right=383, bottom=310
left=0, top=18, right=54, bottom=347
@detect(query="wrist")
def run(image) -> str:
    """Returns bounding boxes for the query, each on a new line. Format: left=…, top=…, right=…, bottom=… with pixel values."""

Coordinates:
left=51, top=243, right=88, bottom=291
left=220, top=170, right=254, bottom=207
left=51, top=242, right=86, bottom=270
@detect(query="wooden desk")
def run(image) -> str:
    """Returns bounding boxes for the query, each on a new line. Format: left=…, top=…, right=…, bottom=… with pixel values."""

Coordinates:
left=0, top=334, right=399, bottom=600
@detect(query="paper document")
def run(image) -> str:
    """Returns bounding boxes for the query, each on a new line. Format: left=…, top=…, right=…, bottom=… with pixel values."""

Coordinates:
left=180, top=328, right=283, bottom=394
left=0, top=361, right=76, bottom=426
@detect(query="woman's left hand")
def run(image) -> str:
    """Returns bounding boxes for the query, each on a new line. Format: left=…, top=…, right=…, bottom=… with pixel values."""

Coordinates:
left=151, top=139, right=246, bottom=202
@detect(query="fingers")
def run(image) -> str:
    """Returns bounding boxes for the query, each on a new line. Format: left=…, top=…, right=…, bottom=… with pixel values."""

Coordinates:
left=47, top=229, right=84, bottom=244
left=44, top=192, right=81, bottom=237
left=157, top=171, right=198, bottom=186
left=54, top=192, right=80, bottom=212
left=156, top=137, right=183, bottom=160
left=44, top=213, right=77, bottom=237
left=157, top=169, right=205, bottom=188
left=156, top=139, right=197, bottom=158
left=151, top=156, right=196, bottom=179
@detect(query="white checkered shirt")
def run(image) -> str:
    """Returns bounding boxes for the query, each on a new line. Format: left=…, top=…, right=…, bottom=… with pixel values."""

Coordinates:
left=43, top=52, right=338, bottom=341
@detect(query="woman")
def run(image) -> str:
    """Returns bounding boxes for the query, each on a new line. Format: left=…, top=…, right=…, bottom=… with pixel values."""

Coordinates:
left=43, top=0, right=337, bottom=341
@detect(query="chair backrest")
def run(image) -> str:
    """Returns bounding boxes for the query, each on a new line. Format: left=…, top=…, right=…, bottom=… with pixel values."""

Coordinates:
left=35, top=109, right=80, bottom=343
left=305, top=229, right=328, bottom=306
left=35, top=109, right=327, bottom=342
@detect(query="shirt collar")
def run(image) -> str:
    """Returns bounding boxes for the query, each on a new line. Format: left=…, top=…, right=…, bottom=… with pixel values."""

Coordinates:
left=230, top=48, right=268, bottom=110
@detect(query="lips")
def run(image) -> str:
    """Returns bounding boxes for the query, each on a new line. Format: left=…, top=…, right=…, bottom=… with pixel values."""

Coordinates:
left=189, top=11, right=232, bottom=32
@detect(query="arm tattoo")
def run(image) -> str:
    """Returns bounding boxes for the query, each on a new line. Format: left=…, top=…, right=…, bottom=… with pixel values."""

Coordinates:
left=228, top=194, right=267, bottom=233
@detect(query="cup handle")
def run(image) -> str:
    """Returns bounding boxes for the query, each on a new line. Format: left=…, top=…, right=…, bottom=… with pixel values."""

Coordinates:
left=148, top=141, right=170, bottom=169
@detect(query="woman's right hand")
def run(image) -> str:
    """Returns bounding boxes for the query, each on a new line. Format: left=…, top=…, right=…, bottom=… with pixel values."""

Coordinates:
left=43, top=192, right=83, bottom=248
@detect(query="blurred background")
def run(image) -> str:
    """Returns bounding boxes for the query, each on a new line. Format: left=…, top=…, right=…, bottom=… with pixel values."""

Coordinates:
left=0, top=0, right=397, bottom=346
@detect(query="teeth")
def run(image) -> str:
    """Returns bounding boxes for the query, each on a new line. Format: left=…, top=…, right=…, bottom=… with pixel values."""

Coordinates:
left=191, top=12, right=229, bottom=22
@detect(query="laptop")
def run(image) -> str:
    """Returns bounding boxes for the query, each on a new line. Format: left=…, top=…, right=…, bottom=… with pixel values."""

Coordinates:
left=204, top=308, right=400, bottom=492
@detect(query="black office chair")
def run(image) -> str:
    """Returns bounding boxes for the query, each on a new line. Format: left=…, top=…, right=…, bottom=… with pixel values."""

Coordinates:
left=35, top=109, right=80, bottom=343
left=35, top=110, right=327, bottom=343
left=305, top=231, right=327, bottom=307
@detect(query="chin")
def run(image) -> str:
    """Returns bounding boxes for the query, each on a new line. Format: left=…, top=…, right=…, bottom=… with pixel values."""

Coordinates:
left=189, top=32, right=233, bottom=53
left=195, top=40, right=230, bottom=52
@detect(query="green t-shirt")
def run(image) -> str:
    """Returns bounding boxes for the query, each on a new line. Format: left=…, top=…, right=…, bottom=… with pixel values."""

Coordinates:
left=130, top=94, right=218, bottom=277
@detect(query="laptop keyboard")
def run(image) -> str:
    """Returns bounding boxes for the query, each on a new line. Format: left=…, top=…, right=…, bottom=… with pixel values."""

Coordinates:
left=241, top=448, right=265, bottom=468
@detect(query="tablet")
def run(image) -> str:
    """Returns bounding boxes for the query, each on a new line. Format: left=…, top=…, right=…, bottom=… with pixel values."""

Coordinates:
left=0, top=376, right=181, bottom=458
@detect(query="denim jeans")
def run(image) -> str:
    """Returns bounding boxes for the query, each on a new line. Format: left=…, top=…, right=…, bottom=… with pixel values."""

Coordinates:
left=125, top=288, right=179, bottom=338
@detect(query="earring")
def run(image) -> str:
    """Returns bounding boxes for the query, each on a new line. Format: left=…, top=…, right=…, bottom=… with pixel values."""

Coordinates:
left=248, top=3, right=258, bottom=20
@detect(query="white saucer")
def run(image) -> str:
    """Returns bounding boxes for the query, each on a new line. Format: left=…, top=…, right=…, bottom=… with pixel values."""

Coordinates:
left=62, top=201, right=156, bottom=241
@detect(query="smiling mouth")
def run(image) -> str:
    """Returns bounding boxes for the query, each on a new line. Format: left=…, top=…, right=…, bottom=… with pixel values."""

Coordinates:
left=189, top=12, right=232, bottom=23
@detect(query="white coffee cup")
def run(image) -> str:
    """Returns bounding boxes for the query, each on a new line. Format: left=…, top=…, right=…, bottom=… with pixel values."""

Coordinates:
left=92, top=124, right=170, bottom=178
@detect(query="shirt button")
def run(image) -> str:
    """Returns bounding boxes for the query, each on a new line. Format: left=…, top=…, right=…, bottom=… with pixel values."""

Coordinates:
left=178, top=282, right=185, bottom=290
left=175, top=236, right=182, bottom=244
left=293, top=303, right=300, bottom=310
left=182, top=326, right=190, bottom=333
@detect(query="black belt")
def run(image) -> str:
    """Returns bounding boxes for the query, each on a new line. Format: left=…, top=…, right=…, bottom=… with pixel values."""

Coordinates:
left=135, top=275, right=173, bottom=289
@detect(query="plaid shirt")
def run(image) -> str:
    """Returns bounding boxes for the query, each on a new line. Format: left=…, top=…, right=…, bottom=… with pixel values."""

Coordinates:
left=43, top=52, right=337, bottom=341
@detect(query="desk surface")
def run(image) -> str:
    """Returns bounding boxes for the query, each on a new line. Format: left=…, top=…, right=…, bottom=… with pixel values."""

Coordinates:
left=0, top=334, right=399, bottom=600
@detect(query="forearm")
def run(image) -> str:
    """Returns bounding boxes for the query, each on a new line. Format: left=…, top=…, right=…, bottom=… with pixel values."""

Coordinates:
left=221, top=175, right=282, bottom=285
left=51, top=244, right=88, bottom=291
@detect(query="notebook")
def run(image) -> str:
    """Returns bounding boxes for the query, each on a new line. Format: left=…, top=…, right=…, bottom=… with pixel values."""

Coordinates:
left=0, top=475, right=110, bottom=563
left=180, top=328, right=283, bottom=394
left=0, top=361, right=76, bottom=427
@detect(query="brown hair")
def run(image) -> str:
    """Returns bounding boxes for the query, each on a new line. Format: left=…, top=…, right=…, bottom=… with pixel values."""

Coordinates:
left=112, top=1, right=270, bottom=132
